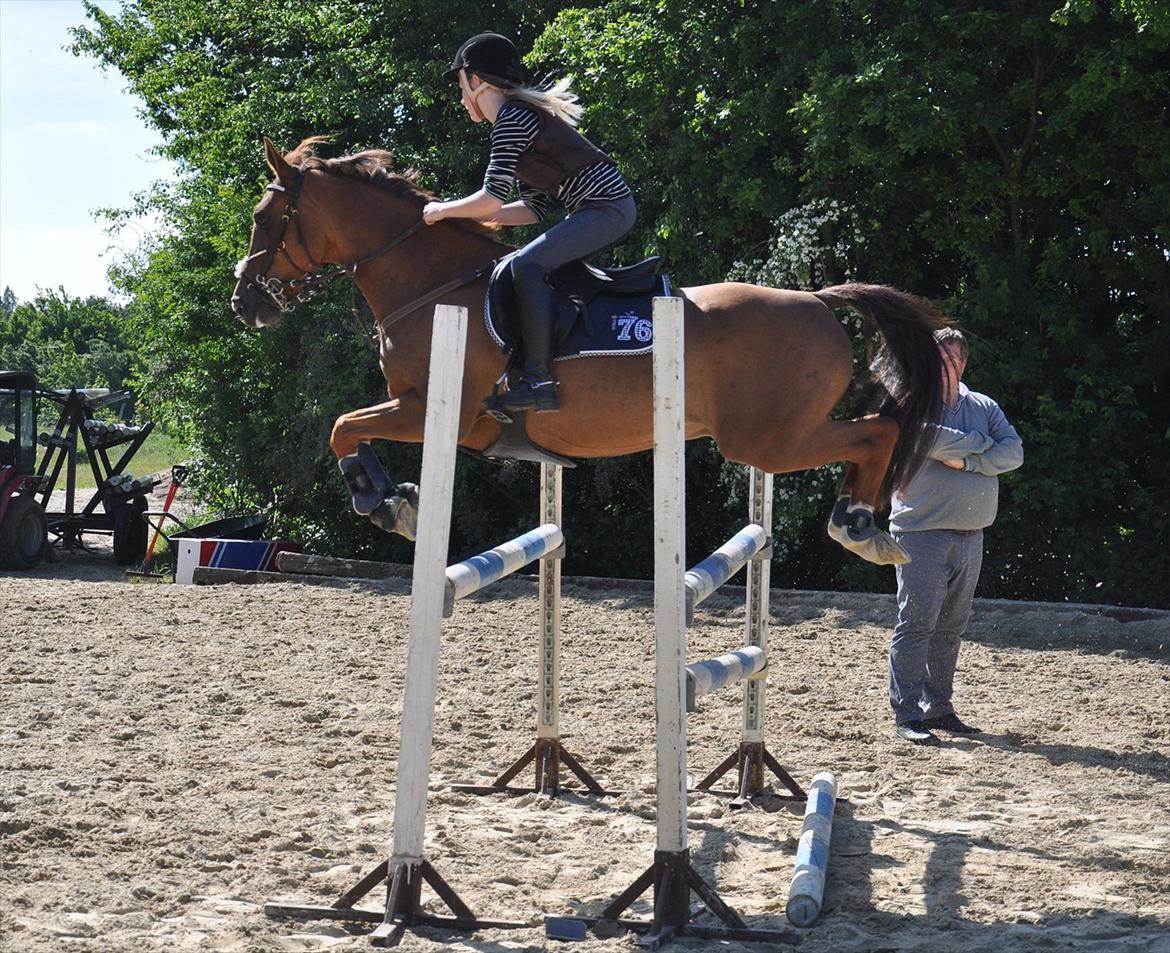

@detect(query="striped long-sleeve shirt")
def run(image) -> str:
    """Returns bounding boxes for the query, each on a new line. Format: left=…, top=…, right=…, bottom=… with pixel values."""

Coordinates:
left=483, top=101, right=630, bottom=221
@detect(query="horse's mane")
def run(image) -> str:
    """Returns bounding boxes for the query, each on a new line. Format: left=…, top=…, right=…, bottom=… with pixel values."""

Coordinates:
left=284, top=136, right=501, bottom=239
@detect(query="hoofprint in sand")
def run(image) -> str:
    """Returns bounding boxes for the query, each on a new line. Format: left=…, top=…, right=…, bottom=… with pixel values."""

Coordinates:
left=1, top=567, right=1167, bottom=952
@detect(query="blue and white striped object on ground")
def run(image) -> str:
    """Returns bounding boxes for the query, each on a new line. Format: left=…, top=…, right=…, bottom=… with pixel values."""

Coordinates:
left=444, top=523, right=563, bottom=616
left=786, top=771, right=838, bottom=927
left=685, top=645, right=767, bottom=712
left=684, top=524, right=768, bottom=619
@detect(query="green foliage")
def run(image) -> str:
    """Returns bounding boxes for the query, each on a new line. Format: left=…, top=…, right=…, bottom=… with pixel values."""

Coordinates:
left=782, top=1, right=1170, bottom=607
left=0, top=287, right=140, bottom=395
left=68, top=0, right=1170, bottom=606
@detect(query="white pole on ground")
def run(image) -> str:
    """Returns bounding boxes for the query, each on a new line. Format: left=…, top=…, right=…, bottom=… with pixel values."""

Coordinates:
left=538, top=463, right=562, bottom=742
left=742, top=467, right=773, bottom=744
left=390, top=305, right=468, bottom=867
left=786, top=770, right=838, bottom=927
left=652, top=295, right=688, bottom=855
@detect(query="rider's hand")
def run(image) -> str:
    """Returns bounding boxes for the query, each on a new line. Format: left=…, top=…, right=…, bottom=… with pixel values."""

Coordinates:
left=941, top=458, right=965, bottom=470
left=422, top=201, right=447, bottom=225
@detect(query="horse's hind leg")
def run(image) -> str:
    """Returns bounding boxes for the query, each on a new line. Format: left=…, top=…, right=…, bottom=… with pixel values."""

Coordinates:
left=818, top=415, right=910, bottom=565
left=729, top=414, right=909, bottom=565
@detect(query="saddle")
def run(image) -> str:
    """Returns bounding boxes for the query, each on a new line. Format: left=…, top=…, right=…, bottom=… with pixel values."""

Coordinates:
left=479, top=253, right=673, bottom=472
left=485, top=252, right=672, bottom=362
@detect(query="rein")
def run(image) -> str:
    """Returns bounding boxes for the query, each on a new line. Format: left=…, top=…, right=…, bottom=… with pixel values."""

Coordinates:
left=237, top=167, right=499, bottom=349
left=374, top=262, right=496, bottom=334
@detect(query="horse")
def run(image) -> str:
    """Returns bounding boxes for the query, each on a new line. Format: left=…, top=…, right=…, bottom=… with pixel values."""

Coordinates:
left=231, top=136, right=948, bottom=565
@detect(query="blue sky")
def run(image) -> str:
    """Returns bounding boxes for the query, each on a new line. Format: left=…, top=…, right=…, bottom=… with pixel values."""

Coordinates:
left=0, top=0, right=174, bottom=303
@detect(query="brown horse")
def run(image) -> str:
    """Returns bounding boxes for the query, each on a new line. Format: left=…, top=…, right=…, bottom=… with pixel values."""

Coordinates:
left=231, top=137, right=947, bottom=565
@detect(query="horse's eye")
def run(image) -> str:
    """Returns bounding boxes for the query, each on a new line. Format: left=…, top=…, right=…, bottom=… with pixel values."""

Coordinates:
left=254, top=214, right=268, bottom=228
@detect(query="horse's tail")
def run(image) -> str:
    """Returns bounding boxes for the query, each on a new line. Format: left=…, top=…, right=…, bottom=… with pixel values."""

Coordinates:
left=814, top=283, right=951, bottom=502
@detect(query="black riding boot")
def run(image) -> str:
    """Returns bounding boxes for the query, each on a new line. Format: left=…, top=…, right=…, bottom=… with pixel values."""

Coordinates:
left=493, top=277, right=559, bottom=415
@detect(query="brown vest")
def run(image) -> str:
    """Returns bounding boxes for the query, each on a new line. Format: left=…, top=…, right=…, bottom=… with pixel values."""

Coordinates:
left=513, top=107, right=613, bottom=194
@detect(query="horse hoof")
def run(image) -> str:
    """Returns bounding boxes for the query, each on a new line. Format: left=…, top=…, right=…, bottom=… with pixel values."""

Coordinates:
left=866, top=531, right=911, bottom=566
left=826, top=503, right=911, bottom=566
left=369, top=485, right=419, bottom=540
left=370, top=498, right=411, bottom=540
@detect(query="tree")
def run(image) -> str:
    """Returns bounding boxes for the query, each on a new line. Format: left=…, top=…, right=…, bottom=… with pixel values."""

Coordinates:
left=0, top=288, right=139, bottom=395
left=784, top=1, right=1170, bottom=605
left=72, top=0, right=1170, bottom=605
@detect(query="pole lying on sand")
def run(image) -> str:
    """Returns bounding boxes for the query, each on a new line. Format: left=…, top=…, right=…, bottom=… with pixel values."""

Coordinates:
left=785, top=771, right=837, bottom=927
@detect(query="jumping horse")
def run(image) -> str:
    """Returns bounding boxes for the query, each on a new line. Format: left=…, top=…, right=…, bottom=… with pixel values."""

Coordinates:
left=231, top=137, right=948, bottom=565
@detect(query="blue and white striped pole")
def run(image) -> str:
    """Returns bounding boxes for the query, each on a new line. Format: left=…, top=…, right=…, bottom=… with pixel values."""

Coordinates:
left=685, top=645, right=767, bottom=713
left=786, top=771, right=837, bottom=927
left=444, top=523, right=564, bottom=616
left=685, top=524, right=768, bottom=624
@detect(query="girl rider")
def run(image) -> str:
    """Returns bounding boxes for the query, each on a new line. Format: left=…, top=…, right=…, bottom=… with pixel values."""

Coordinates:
left=422, top=32, right=635, bottom=418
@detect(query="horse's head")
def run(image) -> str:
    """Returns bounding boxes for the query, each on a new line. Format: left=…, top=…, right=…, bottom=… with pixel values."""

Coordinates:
left=231, top=137, right=329, bottom=328
left=232, top=136, right=507, bottom=332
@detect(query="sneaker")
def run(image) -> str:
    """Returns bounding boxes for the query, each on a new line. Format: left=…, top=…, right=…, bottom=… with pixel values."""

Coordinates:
left=530, top=379, right=559, bottom=413
left=894, top=720, right=941, bottom=746
left=922, top=712, right=982, bottom=735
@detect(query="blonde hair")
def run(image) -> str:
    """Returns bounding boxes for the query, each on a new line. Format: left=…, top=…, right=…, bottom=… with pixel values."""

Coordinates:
left=503, top=75, right=584, bottom=126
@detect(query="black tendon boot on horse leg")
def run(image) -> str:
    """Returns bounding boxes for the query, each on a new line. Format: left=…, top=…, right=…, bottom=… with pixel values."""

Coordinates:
left=337, top=443, right=419, bottom=539
left=488, top=277, right=559, bottom=418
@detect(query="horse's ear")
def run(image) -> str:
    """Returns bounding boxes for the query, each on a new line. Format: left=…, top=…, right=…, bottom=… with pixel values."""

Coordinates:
left=263, top=136, right=295, bottom=185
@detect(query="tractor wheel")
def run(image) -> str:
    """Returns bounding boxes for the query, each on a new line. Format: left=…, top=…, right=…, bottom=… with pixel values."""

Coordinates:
left=0, top=494, right=48, bottom=570
left=113, top=496, right=148, bottom=566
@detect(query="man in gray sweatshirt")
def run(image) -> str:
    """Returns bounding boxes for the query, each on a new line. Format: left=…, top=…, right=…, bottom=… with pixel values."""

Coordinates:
left=888, top=328, right=1024, bottom=746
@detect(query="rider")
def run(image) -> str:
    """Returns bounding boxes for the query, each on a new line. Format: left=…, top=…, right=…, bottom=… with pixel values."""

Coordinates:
left=422, top=32, right=636, bottom=417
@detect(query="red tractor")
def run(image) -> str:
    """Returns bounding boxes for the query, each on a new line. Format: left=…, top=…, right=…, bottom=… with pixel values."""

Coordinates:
left=0, top=370, right=48, bottom=569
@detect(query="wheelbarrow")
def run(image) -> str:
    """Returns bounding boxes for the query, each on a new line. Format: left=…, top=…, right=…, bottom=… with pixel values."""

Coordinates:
left=131, top=509, right=269, bottom=579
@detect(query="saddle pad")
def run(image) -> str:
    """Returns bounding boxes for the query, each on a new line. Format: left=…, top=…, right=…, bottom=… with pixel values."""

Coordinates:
left=485, top=272, right=674, bottom=362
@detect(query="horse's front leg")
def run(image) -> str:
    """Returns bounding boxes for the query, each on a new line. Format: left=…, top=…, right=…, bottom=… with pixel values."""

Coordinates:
left=330, top=396, right=425, bottom=540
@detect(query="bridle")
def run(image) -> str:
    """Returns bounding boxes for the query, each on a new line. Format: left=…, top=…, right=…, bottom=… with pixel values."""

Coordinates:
left=235, top=167, right=424, bottom=317
left=235, top=166, right=498, bottom=346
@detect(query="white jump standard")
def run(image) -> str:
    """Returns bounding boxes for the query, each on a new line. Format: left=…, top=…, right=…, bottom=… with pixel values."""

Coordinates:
left=692, top=464, right=806, bottom=807
left=265, top=306, right=529, bottom=944
left=546, top=296, right=798, bottom=949
left=450, top=461, right=612, bottom=798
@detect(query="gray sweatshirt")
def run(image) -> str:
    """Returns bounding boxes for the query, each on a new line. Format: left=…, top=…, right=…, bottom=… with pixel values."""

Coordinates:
left=889, top=382, right=1024, bottom=533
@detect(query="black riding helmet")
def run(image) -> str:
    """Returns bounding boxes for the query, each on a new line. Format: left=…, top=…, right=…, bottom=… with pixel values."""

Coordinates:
left=443, top=32, right=529, bottom=88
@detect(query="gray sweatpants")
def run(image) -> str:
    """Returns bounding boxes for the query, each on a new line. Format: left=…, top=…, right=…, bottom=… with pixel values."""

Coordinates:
left=509, top=194, right=637, bottom=294
left=889, top=529, right=984, bottom=724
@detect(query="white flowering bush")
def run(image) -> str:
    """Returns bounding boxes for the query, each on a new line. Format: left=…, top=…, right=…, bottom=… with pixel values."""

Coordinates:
left=728, top=199, right=867, bottom=291
left=724, top=199, right=869, bottom=585
left=719, top=456, right=845, bottom=573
